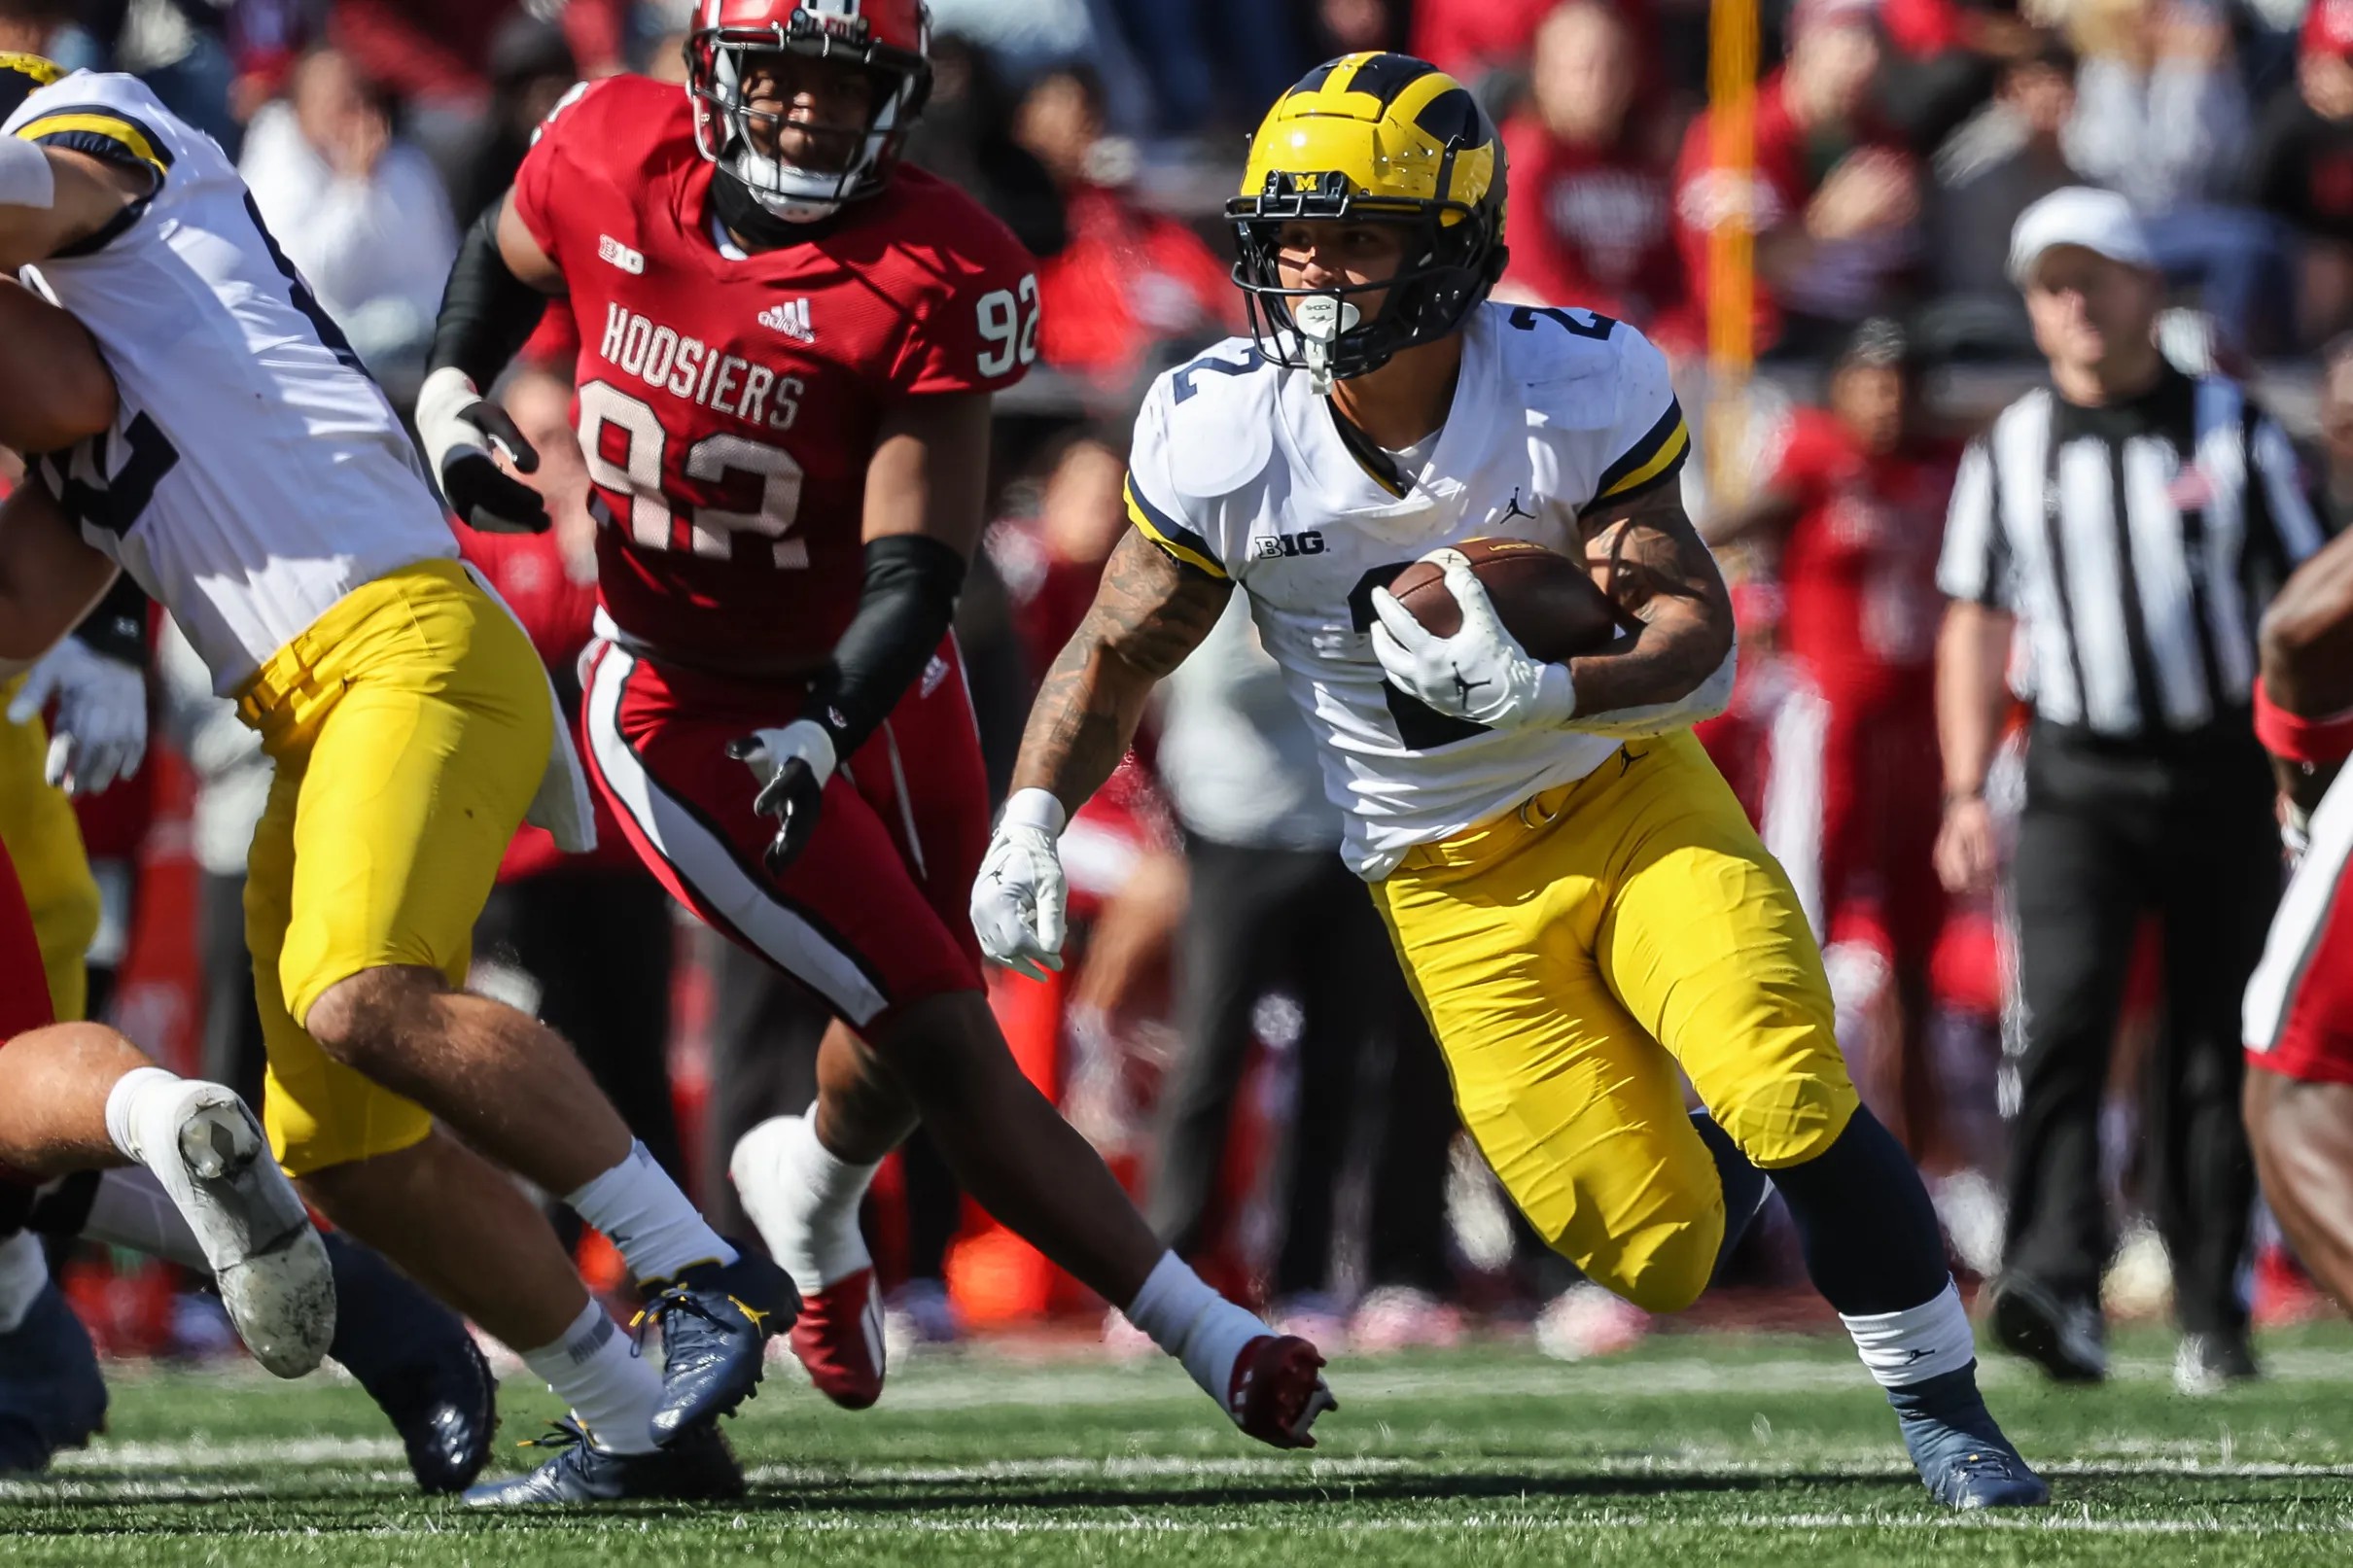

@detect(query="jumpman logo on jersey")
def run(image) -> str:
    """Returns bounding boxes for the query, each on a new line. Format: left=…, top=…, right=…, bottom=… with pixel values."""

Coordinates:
left=1489, top=488, right=1535, bottom=529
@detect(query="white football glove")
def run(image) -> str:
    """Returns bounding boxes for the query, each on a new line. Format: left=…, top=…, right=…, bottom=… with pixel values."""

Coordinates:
left=970, top=788, right=1069, bottom=982
left=1368, top=549, right=1577, bottom=730
left=725, top=718, right=838, bottom=875
left=9, top=638, right=147, bottom=795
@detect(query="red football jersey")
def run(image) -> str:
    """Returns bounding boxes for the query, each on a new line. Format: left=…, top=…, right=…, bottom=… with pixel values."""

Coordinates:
left=1771, top=408, right=1957, bottom=700
left=512, top=74, right=1039, bottom=673
left=1498, top=114, right=1686, bottom=340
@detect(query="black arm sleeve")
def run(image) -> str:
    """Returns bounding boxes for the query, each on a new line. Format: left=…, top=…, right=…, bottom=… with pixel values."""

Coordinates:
left=428, top=202, right=554, bottom=390
left=805, top=534, right=969, bottom=758
left=67, top=572, right=148, bottom=666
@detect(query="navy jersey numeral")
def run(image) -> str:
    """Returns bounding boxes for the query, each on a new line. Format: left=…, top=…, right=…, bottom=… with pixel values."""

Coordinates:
left=1509, top=305, right=1616, bottom=341
left=1173, top=346, right=1266, bottom=403
left=1348, top=564, right=1489, bottom=749
left=40, top=411, right=182, bottom=539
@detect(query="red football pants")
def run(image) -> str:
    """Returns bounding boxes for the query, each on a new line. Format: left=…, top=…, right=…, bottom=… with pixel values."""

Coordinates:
left=580, top=636, right=989, bottom=1029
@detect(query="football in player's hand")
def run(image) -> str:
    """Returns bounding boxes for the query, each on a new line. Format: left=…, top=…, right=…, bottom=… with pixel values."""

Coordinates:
left=1387, top=538, right=1625, bottom=662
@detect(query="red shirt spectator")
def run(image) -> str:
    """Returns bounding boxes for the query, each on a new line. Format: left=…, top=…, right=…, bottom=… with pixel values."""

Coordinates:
left=1411, top=0, right=1654, bottom=85
left=1673, top=0, right=1918, bottom=352
left=1773, top=407, right=1957, bottom=702
left=1499, top=2, right=1689, bottom=346
left=1013, top=68, right=1234, bottom=387
left=1036, top=186, right=1234, bottom=386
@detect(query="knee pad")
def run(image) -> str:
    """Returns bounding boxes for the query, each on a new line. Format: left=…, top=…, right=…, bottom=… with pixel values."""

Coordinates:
left=1713, top=1051, right=1860, bottom=1171
left=1570, top=1195, right=1725, bottom=1317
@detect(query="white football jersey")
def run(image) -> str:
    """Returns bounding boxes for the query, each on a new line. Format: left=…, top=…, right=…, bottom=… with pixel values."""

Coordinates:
left=8, top=72, right=456, bottom=694
left=1127, top=301, right=1692, bottom=879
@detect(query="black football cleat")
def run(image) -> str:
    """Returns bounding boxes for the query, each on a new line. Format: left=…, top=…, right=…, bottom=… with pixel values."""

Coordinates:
left=0, top=1280, right=107, bottom=1475
left=1889, top=1365, right=2049, bottom=1510
left=640, top=1248, right=794, bottom=1444
left=320, top=1231, right=497, bottom=1493
left=1988, top=1273, right=2107, bottom=1384
left=463, top=1418, right=744, bottom=1507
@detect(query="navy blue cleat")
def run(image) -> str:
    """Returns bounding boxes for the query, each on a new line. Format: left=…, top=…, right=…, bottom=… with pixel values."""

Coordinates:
left=320, top=1231, right=497, bottom=1494
left=640, top=1248, right=794, bottom=1444
left=463, top=1418, right=744, bottom=1507
left=1889, top=1365, right=2050, bottom=1510
left=0, top=1279, right=108, bottom=1475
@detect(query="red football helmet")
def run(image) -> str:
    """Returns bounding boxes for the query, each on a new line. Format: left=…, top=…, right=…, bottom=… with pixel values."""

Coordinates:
left=685, top=0, right=932, bottom=223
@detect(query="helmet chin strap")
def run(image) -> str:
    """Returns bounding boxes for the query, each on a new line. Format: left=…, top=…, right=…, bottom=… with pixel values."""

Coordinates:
left=1291, top=295, right=1362, bottom=398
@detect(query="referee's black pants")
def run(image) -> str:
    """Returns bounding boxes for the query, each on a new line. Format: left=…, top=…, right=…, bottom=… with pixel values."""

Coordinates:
left=2002, top=721, right=2279, bottom=1337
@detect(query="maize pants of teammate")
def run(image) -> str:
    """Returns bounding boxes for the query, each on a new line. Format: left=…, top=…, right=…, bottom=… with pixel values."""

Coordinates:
left=1373, top=729, right=1859, bottom=1314
left=0, top=678, right=99, bottom=1026
left=235, top=559, right=552, bottom=1177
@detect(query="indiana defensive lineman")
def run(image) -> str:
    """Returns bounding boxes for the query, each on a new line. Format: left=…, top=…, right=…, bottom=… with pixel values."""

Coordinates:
left=2242, top=523, right=2353, bottom=1311
left=980, top=53, right=2047, bottom=1509
left=419, top=0, right=1332, bottom=1450
left=0, top=56, right=790, bottom=1503
left=1704, top=320, right=1960, bottom=1155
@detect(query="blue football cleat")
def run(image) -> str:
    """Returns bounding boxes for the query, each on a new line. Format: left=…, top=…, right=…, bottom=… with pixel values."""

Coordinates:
left=639, top=1248, right=794, bottom=1445
left=0, top=1279, right=108, bottom=1475
left=320, top=1231, right=497, bottom=1494
left=463, top=1418, right=744, bottom=1507
left=1889, top=1365, right=2050, bottom=1509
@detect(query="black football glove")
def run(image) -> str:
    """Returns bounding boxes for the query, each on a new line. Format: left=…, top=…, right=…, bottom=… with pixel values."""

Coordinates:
left=416, top=366, right=550, bottom=535
left=726, top=719, right=838, bottom=875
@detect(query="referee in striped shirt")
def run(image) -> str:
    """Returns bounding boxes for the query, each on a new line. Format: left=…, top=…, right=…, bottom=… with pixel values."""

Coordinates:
left=1934, top=189, right=2324, bottom=1394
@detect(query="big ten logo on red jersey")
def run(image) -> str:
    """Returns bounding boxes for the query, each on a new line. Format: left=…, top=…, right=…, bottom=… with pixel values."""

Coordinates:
left=580, top=302, right=811, bottom=569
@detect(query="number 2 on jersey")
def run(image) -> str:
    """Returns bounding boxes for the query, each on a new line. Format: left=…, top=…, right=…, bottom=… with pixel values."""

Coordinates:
left=577, top=381, right=807, bottom=567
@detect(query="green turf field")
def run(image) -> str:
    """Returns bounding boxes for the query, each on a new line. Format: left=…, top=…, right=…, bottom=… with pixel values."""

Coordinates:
left=4, top=1323, right=2351, bottom=1566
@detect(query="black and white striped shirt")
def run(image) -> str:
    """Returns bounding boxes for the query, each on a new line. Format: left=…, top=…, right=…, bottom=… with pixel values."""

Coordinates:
left=1937, top=366, right=2325, bottom=738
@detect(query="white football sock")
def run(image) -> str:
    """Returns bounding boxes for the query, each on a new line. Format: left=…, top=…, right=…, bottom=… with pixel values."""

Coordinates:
left=101, top=1064, right=186, bottom=1166
left=1121, top=1251, right=1267, bottom=1413
left=520, top=1298, right=662, bottom=1455
left=1841, top=1277, right=1977, bottom=1388
left=744, top=1114, right=876, bottom=1289
left=564, top=1140, right=737, bottom=1284
left=0, top=1230, right=49, bottom=1333
left=77, top=1167, right=208, bottom=1270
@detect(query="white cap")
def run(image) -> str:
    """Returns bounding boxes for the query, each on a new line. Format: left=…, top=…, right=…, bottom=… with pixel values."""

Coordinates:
left=2007, top=187, right=2157, bottom=289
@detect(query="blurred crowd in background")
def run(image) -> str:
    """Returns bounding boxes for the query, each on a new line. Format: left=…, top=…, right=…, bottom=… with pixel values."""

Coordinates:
left=14, top=0, right=2353, bottom=1365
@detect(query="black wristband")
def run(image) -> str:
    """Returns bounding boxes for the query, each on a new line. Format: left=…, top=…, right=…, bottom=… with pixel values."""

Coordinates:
left=69, top=572, right=149, bottom=666
left=806, top=534, right=968, bottom=758
left=428, top=201, right=552, bottom=391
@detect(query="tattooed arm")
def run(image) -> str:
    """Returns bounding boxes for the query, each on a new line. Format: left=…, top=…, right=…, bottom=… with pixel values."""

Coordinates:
left=1565, top=482, right=1738, bottom=723
left=1010, top=530, right=1235, bottom=813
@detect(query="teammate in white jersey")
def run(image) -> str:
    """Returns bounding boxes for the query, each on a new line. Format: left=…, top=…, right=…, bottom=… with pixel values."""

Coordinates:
left=0, top=56, right=788, bottom=1503
left=977, top=52, right=2048, bottom=1509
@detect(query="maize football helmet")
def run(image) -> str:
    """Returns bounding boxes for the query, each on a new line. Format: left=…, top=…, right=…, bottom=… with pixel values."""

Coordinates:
left=686, top=0, right=931, bottom=225
left=0, top=53, right=64, bottom=122
left=1228, top=53, right=1507, bottom=392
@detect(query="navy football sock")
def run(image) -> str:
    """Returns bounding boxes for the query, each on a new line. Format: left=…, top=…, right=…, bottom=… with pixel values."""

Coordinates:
left=1690, top=1110, right=1770, bottom=1280
left=1768, top=1106, right=1948, bottom=1316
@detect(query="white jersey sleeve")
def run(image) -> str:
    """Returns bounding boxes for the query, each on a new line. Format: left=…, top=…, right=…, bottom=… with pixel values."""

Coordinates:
left=1124, top=337, right=1278, bottom=582
left=7, top=72, right=456, bottom=695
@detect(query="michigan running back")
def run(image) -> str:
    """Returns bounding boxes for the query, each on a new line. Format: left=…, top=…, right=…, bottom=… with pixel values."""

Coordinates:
left=976, top=52, right=2050, bottom=1511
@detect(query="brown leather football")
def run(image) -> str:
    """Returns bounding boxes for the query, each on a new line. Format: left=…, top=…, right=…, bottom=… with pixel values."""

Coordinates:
left=1387, top=538, right=1626, bottom=662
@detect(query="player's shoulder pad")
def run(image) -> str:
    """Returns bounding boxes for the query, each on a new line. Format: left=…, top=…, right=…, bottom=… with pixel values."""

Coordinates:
left=8, top=69, right=180, bottom=180
left=1140, top=336, right=1280, bottom=504
left=530, top=73, right=685, bottom=160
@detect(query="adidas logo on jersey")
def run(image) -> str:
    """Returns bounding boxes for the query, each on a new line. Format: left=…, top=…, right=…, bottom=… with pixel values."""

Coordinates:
left=759, top=299, right=817, bottom=343
left=599, top=234, right=645, bottom=275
